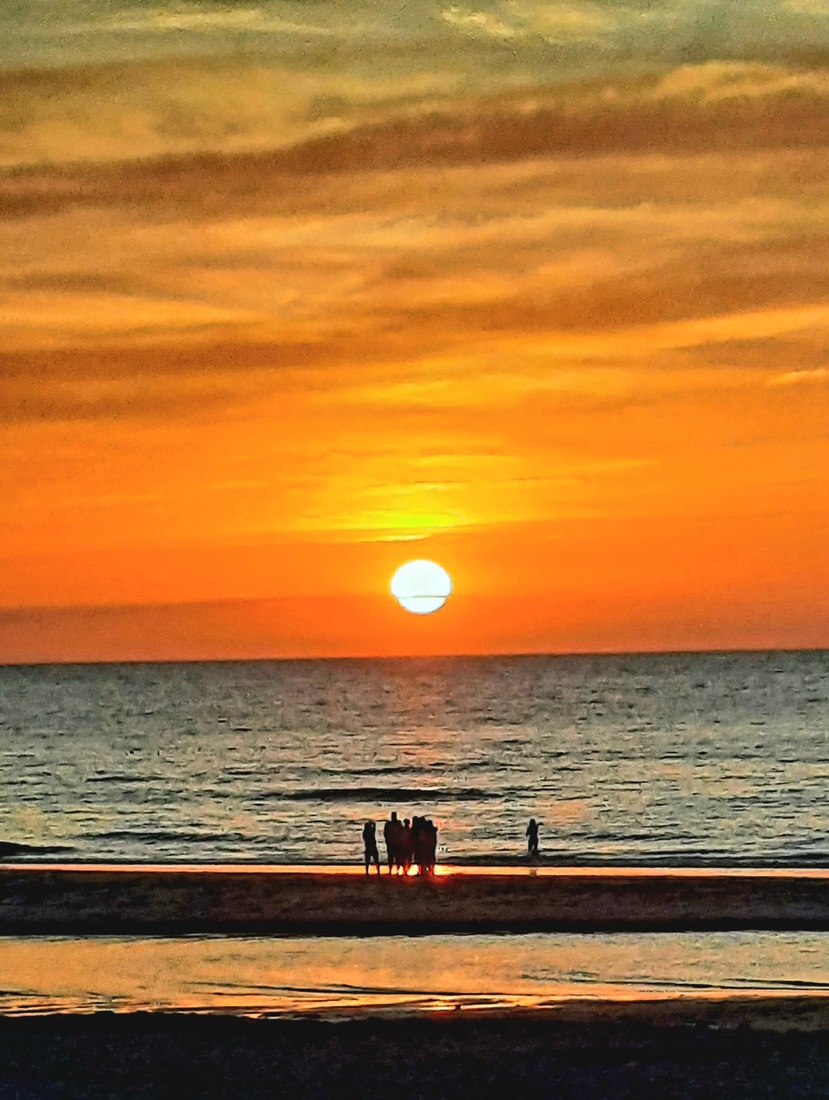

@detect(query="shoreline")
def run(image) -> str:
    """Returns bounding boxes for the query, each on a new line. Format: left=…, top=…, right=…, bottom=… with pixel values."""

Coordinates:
left=6, top=845, right=829, bottom=871
left=5, top=993, right=829, bottom=1027
left=7, top=861, right=829, bottom=875
left=8, top=861, right=829, bottom=876
left=3, top=864, right=829, bottom=934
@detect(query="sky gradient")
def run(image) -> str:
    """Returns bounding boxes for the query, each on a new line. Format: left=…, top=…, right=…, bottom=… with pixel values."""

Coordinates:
left=1, top=0, right=828, bottom=661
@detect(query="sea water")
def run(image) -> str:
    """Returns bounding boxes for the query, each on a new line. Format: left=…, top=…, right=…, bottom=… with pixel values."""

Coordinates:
left=0, top=651, right=827, bottom=866
left=2, top=932, right=829, bottom=1016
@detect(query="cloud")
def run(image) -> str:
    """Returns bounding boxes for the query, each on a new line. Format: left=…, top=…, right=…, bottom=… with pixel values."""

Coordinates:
left=653, top=59, right=829, bottom=99
left=8, top=0, right=829, bottom=78
left=0, top=291, right=260, bottom=344
left=769, top=366, right=829, bottom=384
left=440, top=7, right=521, bottom=39
left=87, top=6, right=339, bottom=36
left=437, top=0, right=829, bottom=61
left=6, top=14, right=829, bottom=172
left=441, top=3, right=616, bottom=43
left=3, top=110, right=829, bottom=440
left=5, top=59, right=829, bottom=201
left=0, top=57, right=324, bottom=169
left=3, top=58, right=829, bottom=445
left=0, top=337, right=364, bottom=424
left=0, top=54, right=466, bottom=170
left=0, top=376, right=240, bottom=424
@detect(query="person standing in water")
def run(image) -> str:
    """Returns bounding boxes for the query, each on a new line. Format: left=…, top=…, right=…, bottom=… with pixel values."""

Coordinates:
left=401, top=818, right=414, bottom=874
left=362, top=820, right=380, bottom=875
left=424, top=818, right=438, bottom=875
left=383, top=811, right=402, bottom=873
left=526, top=818, right=540, bottom=859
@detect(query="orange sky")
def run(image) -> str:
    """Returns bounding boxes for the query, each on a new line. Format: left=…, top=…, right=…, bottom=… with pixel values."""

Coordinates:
left=1, top=35, right=829, bottom=660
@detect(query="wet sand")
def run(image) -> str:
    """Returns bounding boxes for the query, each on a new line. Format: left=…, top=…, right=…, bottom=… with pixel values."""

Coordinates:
left=2, top=863, right=829, bottom=933
left=4, top=868, right=829, bottom=1094
left=4, top=998, right=829, bottom=1099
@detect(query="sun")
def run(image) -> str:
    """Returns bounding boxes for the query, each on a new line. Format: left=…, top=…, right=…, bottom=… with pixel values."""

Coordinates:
left=391, top=560, right=452, bottom=615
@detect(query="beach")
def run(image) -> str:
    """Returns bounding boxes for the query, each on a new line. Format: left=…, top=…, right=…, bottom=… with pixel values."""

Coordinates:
left=5, top=1000, right=829, bottom=1099
left=3, top=865, right=829, bottom=1093
left=1, top=864, right=828, bottom=1094
left=3, top=864, right=829, bottom=933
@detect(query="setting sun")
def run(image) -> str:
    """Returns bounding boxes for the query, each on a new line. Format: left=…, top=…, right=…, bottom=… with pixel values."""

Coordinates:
left=390, top=560, right=453, bottom=615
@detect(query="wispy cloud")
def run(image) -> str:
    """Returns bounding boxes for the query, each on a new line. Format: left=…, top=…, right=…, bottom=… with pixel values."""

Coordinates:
left=769, top=366, right=829, bottom=384
left=441, top=3, right=617, bottom=43
left=440, top=7, right=522, bottom=39
left=86, top=6, right=340, bottom=36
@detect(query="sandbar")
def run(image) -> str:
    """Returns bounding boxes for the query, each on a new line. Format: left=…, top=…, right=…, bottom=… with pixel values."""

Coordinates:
left=2, top=863, right=829, bottom=933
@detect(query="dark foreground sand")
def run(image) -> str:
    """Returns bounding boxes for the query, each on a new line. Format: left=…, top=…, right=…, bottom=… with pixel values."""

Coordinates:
left=3, top=865, right=829, bottom=932
left=3, top=865, right=829, bottom=1096
left=4, top=999, right=829, bottom=1099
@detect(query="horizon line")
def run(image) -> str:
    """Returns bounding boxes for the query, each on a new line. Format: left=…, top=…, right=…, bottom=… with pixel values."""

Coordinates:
left=2, top=645, right=827, bottom=670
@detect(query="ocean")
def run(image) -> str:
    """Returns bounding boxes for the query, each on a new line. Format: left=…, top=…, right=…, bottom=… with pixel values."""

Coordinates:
left=1, top=651, right=827, bottom=867
left=3, top=931, right=829, bottom=1016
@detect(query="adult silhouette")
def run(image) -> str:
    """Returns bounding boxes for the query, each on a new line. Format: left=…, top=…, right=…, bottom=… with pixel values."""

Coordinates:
left=383, top=810, right=402, bottom=873
left=424, top=817, right=438, bottom=874
left=526, top=818, right=540, bottom=859
left=362, top=820, right=380, bottom=875
left=401, top=817, right=414, bottom=873
left=412, top=815, right=427, bottom=872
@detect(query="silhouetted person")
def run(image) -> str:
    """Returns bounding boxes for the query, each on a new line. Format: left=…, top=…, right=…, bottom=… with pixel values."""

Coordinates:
left=526, top=818, right=540, bottom=859
left=411, top=818, right=426, bottom=875
left=424, top=817, right=437, bottom=874
left=402, top=817, right=414, bottom=873
left=392, top=816, right=407, bottom=873
left=413, top=815, right=436, bottom=874
left=362, top=820, right=380, bottom=875
left=383, top=810, right=402, bottom=873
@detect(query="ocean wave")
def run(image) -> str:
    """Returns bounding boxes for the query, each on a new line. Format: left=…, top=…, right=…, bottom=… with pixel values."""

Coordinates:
left=92, top=829, right=249, bottom=844
left=271, top=764, right=422, bottom=779
left=0, top=841, right=73, bottom=857
left=267, top=786, right=501, bottom=803
left=87, top=774, right=166, bottom=784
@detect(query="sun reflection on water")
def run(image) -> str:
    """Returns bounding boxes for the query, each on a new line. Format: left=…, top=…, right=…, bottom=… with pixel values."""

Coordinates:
left=2, top=932, right=829, bottom=1018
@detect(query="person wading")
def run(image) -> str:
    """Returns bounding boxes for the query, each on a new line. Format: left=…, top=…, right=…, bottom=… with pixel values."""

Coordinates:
left=526, top=817, right=540, bottom=859
left=362, top=820, right=380, bottom=875
left=383, top=810, right=403, bottom=873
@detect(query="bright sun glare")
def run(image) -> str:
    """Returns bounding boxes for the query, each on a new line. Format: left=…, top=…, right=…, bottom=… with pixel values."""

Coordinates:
left=391, top=560, right=452, bottom=615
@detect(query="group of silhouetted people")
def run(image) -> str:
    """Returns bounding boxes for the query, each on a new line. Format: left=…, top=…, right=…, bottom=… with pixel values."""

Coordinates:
left=362, top=811, right=438, bottom=875
left=363, top=814, right=541, bottom=873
